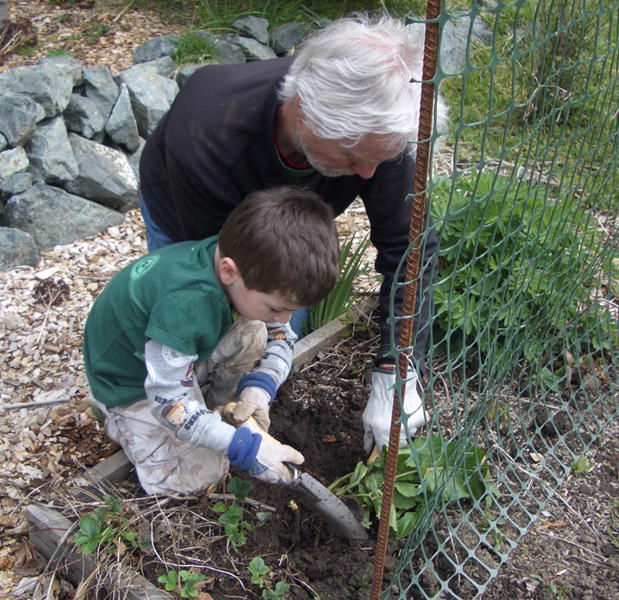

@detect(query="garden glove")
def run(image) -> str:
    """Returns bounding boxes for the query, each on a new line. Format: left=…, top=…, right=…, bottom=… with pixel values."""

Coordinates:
left=231, top=385, right=272, bottom=431
left=226, top=404, right=304, bottom=486
left=362, top=368, right=426, bottom=454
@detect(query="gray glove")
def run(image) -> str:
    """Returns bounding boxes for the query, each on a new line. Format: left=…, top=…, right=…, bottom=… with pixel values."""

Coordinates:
left=362, top=368, right=426, bottom=453
left=232, top=386, right=271, bottom=431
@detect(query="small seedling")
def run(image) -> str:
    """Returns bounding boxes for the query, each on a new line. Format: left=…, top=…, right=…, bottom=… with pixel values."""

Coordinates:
left=571, top=457, right=590, bottom=475
left=212, top=476, right=254, bottom=546
left=248, top=556, right=269, bottom=586
left=248, top=558, right=290, bottom=599
left=158, top=570, right=206, bottom=598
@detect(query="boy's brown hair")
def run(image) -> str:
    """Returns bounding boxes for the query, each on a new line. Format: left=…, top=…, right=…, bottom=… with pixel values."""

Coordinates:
left=218, top=186, right=340, bottom=307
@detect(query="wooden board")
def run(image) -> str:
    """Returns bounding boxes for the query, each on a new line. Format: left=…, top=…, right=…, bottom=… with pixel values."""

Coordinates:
left=27, top=503, right=171, bottom=600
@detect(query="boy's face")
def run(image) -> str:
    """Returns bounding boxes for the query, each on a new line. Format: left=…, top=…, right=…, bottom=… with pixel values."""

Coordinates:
left=223, top=264, right=303, bottom=323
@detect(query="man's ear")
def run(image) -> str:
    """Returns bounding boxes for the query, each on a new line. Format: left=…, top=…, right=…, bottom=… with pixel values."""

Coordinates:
left=218, top=257, right=239, bottom=286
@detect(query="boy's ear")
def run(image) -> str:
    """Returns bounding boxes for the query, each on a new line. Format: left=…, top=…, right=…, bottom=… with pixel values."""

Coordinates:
left=218, top=256, right=239, bottom=286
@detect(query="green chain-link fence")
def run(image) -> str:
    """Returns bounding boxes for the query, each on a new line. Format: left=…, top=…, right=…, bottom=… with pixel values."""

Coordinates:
left=387, top=1, right=619, bottom=597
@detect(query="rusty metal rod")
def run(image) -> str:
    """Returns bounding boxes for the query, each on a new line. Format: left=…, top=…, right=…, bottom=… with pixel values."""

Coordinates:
left=369, top=3, right=442, bottom=598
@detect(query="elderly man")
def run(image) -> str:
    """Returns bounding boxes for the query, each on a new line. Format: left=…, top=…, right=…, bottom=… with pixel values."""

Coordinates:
left=138, top=15, right=449, bottom=453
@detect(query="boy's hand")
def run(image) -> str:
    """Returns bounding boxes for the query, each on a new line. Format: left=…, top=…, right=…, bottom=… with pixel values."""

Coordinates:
left=226, top=404, right=304, bottom=485
left=362, top=368, right=426, bottom=453
left=232, top=386, right=271, bottom=431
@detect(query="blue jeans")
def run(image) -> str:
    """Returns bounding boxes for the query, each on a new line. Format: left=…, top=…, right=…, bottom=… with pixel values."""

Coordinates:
left=139, top=189, right=310, bottom=338
left=140, top=191, right=174, bottom=252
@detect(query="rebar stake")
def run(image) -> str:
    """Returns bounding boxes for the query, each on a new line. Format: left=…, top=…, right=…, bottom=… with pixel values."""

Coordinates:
left=368, top=1, right=442, bottom=598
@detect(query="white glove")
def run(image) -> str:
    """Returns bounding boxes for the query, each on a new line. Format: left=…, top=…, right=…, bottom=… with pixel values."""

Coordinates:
left=238, top=416, right=304, bottom=485
left=362, top=368, right=426, bottom=453
left=232, top=386, right=271, bottom=431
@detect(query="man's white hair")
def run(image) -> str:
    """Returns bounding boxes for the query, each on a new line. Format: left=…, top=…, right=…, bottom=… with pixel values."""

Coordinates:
left=279, top=15, right=449, bottom=157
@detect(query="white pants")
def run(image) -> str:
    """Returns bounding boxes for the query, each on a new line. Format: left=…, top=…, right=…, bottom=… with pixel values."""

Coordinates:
left=92, top=318, right=267, bottom=496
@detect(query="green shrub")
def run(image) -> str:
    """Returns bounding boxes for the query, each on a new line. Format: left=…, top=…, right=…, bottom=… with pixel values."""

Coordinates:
left=429, top=168, right=616, bottom=377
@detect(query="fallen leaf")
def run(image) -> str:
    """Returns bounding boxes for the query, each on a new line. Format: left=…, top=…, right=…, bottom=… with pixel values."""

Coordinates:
left=322, top=434, right=336, bottom=443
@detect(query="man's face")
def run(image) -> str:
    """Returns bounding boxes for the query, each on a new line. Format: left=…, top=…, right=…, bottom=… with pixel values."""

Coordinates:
left=294, top=121, right=402, bottom=179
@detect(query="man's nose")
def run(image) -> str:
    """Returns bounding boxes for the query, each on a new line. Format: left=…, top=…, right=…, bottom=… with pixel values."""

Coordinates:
left=351, top=163, right=377, bottom=179
left=275, top=311, right=292, bottom=323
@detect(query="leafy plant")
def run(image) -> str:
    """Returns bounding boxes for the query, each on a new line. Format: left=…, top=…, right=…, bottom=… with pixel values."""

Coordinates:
left=74, top=494, right=149, bottom=556
left=248, top=557, right=290, bottom=599
left=571, top=456, right=590, bottom=475
left=212, top=476, right=255, bottom=546
left=430, top=168, right=615, bottom=380
left=332, top=436, right=494, bottom=538
left=310, top=233, right=372, bottom=330
left=158, top=570, right=206, bottom=597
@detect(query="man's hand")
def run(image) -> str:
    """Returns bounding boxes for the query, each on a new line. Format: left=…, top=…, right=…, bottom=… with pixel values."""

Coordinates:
left=362, top=367, right=426, bottom=453
left=232, top=386, right=271, bottom=431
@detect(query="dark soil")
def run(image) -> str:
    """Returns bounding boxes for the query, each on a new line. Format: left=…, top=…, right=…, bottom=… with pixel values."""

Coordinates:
left=27, top=316, right=619, bottom=600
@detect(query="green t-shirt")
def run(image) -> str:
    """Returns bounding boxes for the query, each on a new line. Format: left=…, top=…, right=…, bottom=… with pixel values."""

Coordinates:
left=83, top=236, right=232, bottom=407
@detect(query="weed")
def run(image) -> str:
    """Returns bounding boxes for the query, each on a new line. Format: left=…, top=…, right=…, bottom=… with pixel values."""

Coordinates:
left=248, top=557, right=290, bottom=599
left=212, top=476, right=261, bottom=546
left=74, top=494, right=149, bottom=556
left=571, top=456, right=590, bottom=475
left=158, top=570, right=206, bottom=597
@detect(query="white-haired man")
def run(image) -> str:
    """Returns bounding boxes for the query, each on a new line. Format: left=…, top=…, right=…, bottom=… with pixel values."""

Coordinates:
left=138, top=15, right=449, bottom=453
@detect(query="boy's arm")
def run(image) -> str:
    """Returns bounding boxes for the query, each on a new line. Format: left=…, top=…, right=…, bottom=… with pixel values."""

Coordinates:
left=144, top=338, right=303, bottom=484
left=232, top=321, right=298, bottom=430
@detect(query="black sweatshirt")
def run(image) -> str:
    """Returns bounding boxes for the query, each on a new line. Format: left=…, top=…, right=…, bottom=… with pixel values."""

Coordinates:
left=139, top=57, right=437, bottom=371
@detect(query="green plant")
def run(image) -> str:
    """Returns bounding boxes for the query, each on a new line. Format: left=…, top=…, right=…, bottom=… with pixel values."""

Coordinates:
left=173, top=31, right=216, bottom=65
left=74, top=494, right=149, bottom=556
left=212, top=476, right=255, bottom=546
left=48, top=49, right=71, bottom=58
left=158, top=570, right=206, bottom=597
left=571, top=456, right=590, bottom=475
left=310, top=233, right=371, bottom=331
left=248, top=557, right=291, bottom=599
left=430, top=168, right=615, bottom=379
left=331, top=436, right=494, bottom=538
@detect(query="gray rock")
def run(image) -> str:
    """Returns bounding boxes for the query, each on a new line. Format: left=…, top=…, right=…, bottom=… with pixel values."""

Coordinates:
left=1, top=171, right=33, bottom=201
left=83, top=66, right=119, bottom=122
left=270, top=22, right=302, bottom=54
left=440, top=16, right=494, bottom=75
left=0, top=0, right=8, bottom=31
left=128, top=137, right=146, bottom=181
left=232, top=16, right=269, bottom=45
left=24, top=116, right=78, bottom=184
left=0, top=62, right=74, bottom=118
left=115, top=68, right=179, bottom=138
left=133, top=35, right=180, bottom=64
left=117, top=57, right=177, bottom=80
left=0, top=133, right=6, bottom=151
left=226, top=35, right=276, bottom=61
left=63, top=93, right=106, bottom=140
left=174, top=64, right=202, bottom=87
left=0, top=147, right=29, bottom=186
left=5, top=182, right=125, bottom=251
left=64, top=133, right=139, bottom=211
left=105, top=83, right=140, bottom=152
left=0, top=227, right=40, bottom=271
left=39, top=55, right=84, bottom=87
left=212, top=38, right=246, bottom=64
left=0, top=92, right=45, bottom=147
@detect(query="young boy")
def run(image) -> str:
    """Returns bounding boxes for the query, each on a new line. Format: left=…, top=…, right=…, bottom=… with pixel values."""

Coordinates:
left=83, top=186, right=340, bottom=496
